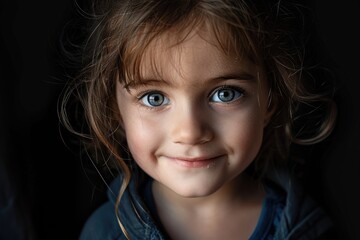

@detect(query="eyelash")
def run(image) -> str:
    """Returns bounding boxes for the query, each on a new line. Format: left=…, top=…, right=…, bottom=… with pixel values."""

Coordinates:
left=209, top=85, right=245, bottom=103
left=136, top=85, right=246, bottom=108
left=137, top=90, right=170, bottom=108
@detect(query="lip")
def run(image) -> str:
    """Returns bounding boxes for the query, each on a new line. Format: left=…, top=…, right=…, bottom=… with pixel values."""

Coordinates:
left=167, top=155, right=223, bottom=168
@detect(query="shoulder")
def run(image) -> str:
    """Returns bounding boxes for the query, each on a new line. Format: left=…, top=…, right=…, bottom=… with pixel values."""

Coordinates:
left=79, top=201, right=124, bottom=240
left=79, top=175, right=126, bottom=240
left=79, top=174, right=163, bottom=240
left=265, top=167, right=334, bottom=240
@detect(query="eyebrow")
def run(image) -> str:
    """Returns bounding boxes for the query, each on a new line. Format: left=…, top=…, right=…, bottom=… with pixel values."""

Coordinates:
left=124, top=79, right=169, bottom=90
left=124, top=72, right=256, bottom=90
left=211, top=73, right=256, bottom=82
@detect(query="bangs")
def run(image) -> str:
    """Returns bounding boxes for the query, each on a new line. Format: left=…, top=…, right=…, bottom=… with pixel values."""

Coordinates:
left=117, top=3, right=262, bottom=89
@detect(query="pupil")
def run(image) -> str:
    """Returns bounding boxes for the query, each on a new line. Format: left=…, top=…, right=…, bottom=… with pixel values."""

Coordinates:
left=219, top=90, right=233, bottom=101
left=149, top=94, right=163, bottom=105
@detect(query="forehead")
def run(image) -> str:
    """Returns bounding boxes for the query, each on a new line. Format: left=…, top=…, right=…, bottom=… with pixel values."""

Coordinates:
left=137, top=26, right=259, bottom=81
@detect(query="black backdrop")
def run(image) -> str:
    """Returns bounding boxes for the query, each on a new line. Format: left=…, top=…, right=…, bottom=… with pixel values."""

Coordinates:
left=1, top=0, right=359, bottom=239
left=0, top=0, right=107, bottom=239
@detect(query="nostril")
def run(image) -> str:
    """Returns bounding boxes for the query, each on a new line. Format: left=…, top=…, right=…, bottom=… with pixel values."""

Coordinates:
left=172, top=123, right=214, bottom=145
left=170, top=103, right=214, bottom=145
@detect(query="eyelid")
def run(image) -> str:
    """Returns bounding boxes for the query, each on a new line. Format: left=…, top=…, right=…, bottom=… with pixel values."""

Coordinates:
left=136, top=89, right=162, bottom=100
left=209, top=85, right=246, bottom=97
left=209, top=85, right=245, bottom=103
left=137, top=90, right=170, bottom=108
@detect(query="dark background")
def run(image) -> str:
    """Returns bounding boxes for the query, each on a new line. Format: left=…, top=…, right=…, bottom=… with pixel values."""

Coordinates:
left=1, top=0, right=359, bottom=239
left=0, top=0, right=107, bottom=239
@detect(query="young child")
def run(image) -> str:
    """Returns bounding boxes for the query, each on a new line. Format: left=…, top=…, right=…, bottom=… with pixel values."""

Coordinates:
left=61, top=0, right=337, bottom=239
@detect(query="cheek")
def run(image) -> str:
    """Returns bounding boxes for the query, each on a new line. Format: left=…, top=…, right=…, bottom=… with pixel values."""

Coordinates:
left=218, top=109, right=265, bottom=157
left=122, top=110, right=162, bottom=161
left=116, top=89, right=160, bottom=163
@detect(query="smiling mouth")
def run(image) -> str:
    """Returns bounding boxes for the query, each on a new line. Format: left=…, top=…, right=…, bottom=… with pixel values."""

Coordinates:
left=168, top=155, right=223, bottom=168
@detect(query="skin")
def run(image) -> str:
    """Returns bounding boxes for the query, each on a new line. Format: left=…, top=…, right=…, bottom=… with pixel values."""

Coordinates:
left=116, top=27, right=274, bottom=239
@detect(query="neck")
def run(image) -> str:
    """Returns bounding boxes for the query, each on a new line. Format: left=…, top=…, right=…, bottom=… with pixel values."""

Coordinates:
left=153, top=173, right=263, bottom=214
left=152, top=173, right=265, bottom=240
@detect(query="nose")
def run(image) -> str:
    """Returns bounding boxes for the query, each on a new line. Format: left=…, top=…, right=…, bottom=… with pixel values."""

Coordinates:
left=170, top=103, right=214, bottom=145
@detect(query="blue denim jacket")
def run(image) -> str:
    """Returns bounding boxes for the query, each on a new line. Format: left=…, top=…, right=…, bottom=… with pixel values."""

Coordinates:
left=79, top=168, right=332, bottom=240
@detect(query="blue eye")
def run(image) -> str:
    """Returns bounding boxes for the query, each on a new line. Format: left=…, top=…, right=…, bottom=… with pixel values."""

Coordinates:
left=141, top=92, right=170, bottom=107
left=210, top=87, right=243, bottom=103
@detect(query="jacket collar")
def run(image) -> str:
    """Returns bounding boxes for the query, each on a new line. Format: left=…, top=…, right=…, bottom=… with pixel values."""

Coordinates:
left=108, top=167, right=332, bottom=240
left=267, top=167, right=333, bottom=239
left=108, top=175, right=165, bottom=239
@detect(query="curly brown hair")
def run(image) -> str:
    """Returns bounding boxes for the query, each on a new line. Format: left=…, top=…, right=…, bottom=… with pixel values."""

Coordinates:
left=60, top=0, right=337, bottom=237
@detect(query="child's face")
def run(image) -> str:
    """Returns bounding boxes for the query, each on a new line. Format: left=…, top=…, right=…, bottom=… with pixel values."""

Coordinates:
left=116, top=28, right=273, bottom=197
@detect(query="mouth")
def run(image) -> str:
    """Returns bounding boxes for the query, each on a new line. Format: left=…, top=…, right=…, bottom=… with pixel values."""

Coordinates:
left=167, top=155, right=224, bottom=168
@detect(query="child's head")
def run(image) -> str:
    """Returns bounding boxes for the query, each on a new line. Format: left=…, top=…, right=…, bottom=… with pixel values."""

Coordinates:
left=117, top=25, right=275, bottom=197
left=61, top=0, right=336, bottom=189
